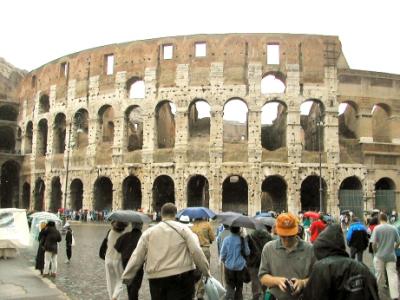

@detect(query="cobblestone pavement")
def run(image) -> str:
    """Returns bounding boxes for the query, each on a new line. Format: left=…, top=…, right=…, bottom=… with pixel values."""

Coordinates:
left=21, top=223, right=393, bottom=300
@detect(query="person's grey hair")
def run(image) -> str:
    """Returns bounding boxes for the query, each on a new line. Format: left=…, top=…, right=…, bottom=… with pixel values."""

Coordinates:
left=161, top=202, right=177, bottom=218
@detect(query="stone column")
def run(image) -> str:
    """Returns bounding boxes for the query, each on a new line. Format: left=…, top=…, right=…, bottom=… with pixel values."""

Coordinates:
left=112, top=115, right=124, bottom=165
left=356, top=109, right=373, bottom=143
left=247, top=108, right=262, bottom=164
left=390, top=114, right=400, bottom=144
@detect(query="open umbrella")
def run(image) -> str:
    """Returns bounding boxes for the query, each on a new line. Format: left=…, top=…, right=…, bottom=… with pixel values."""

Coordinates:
left=107, top=210, right=151, bottom=224
left=303, top=211, right=320, bottom=219
left=256, top=212, right=274, bottom=218
left=255, top=216, right=276, bottom=227
left=216, top=212, right=264, bottom=230
left=176, top=207, right=216, bottom=220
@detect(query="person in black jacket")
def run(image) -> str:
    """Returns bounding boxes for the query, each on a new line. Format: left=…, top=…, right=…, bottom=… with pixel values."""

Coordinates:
left=64, top=223, right=73, bottom=263
left=42, top=220, right=62, bottom=277
left=302, top=224, right=379, bottom=300
left=35, top=222, right=47, bottom=274
left=114, top=222, right=144, bottom=300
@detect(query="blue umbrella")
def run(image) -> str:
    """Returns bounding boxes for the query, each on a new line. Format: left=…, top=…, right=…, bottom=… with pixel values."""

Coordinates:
left=176, top=207, right=216, bottom=220
left=256, top=212, right=274, bottom=218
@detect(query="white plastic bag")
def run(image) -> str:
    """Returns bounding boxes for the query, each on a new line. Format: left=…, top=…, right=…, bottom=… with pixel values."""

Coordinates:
left=204, top=276, right=226, bottom=300
left=71, top=235, right=76, bottom=246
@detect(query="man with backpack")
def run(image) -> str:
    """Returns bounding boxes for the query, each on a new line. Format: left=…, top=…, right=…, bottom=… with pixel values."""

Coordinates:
left=346, top=217, right=369, bottom=262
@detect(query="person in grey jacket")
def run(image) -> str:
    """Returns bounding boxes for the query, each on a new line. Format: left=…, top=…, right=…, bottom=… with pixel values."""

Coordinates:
left=121, top=203, right=210, bottom=300
left=42, top=220, right=62, bottom=277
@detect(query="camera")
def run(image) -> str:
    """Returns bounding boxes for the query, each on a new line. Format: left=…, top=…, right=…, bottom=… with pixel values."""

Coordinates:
left=285, top=279, right=295, bottom=294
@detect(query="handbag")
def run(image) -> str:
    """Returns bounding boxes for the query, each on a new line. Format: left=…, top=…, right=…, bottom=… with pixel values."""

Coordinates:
left=240, top=237, right=251, bottom=283
left=71, top=234, right=76, bottom=247
left=99, top=230, right=110, bottom=260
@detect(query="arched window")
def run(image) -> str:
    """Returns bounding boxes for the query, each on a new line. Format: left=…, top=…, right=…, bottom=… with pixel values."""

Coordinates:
left=223, top=98, right=248, bottom=142
left=155, top=101, right=176, bottom=149
left=98, top=105, right=115, bottom=144
left=301, top=175, right=327, bottom=212
left=37, top=119, right=48, bottom=156
left=300, top=99, right=324, bottom=151
left=187, top=175, right=209, bottom=207
left=125, top=106, right=143, bottom=151
left=39, top=94, right=50, bottom=114
left=261, top=101, right=287, bottom=150
left=73, top=109, right=89, bottom=149
left=188, top=100, right=211, bottom=139
left=25, top=122, right=33, bottom=154
left=93, top=177, right=113, bottom=211
left=338, top=102, right=358, bottom=139
left=222, top=175, right=248, bottom=214
left=127, top=78, right=145, bottom=99
left=261, top=176, right=287, bottom=212
left=0, top=105, right=18, bottom=121
left=152, top=175, right=175, bottom=213
left=372, top=104, right=391, bottom=143
left=53, top=113, right=66, bottom=154
left=339, top=176, right=363, bottom=218
left=261, top=73, right=285, bottom=94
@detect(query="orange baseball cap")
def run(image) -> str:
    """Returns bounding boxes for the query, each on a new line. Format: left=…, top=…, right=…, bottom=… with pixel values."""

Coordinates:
left=275, top=213, right=299, bottom=236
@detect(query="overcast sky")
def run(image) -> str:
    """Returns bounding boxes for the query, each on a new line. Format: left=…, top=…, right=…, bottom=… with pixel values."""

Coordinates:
left=2, top=0, right=400, bottom=74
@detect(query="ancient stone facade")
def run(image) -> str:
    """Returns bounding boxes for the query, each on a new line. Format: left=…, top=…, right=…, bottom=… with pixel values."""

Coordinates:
left=3, top=33, right=400, bottom=217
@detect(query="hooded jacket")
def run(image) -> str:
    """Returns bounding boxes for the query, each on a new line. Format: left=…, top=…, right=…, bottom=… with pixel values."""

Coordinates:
left=302, top=224, right=379, bottom=300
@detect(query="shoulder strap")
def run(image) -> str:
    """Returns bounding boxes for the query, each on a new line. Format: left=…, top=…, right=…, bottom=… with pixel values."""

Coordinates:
left=162, top=221, right=186, bottom=242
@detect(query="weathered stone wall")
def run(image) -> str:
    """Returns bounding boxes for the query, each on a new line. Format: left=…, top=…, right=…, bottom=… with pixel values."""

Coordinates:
left=12, top=33, right=400, bottom=215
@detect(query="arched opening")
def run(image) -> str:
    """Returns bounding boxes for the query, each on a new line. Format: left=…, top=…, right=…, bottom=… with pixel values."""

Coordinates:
left=0, top=126, right=15, bottom=152
left=49, top=176, right=62, bottom=212
left=73, top=109, right=89, bottom=149
left=261, top=73, right=286, bottom=94
left=25, top=121, right=33, bottom=154
left=122, top=175, right=142, bottom=210
left=93, top=177, right=113, bottom=211
left=70, top=179, right=83, bottom=211
left=125, top=106, right=143, bottom=151
left=127, top=77, right=145, bottom=99
left=339, top=176, right=363, bottom=218
left=338, top=102, right=358, bottom=139
left=372, top=104, right=391, bottom=143
left=53, top=113, right=66, bottom=154
left=34, top=178, right=45, bottom=211
left=223, top=98, right=248, bottom=142
left=261, top=101, right=287, bottom=150
left=300, top=175, right=327, bottom=212
left=98, top=105, right=115, bottom=144
left=188, top=100, right=211, bottom=140
left=187, top=175, right=209, bottom=207
left=0, top=161, right=19, bottom=208
left=37, top=119, right=48, bottom=156
left=375, top=177, right=396, bottom=213
left=0, top=105, right=18, bottom=121
left=152, top=175, right=175, bottom=213
left=155, top=101, right=176, bottom=149
left=39, top=94, right=50, bottom=114
left=261, top=176, right=287, bottom=213
left=222, top=175, right=248, bottom=214
left=300, top=100, right=324, bottom=151
left=22, top=182, right=30, bottom=209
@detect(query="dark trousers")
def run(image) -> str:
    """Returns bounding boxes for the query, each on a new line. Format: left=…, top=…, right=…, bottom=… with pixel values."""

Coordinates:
left=350, top=247, right=363, bottom=262
left=66, top=245, right=72, bottom=260
left=127, top=269, right=143, bottom=300
left=225, top=267, right=244, bottom=300
left=149, top=270, right=195, bottom=300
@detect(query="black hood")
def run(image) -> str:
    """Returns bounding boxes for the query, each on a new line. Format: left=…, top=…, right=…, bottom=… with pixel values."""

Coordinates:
left=313, top=224, right=349, bottom=260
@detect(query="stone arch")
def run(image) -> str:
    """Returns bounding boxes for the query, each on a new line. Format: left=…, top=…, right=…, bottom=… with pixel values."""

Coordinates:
left=93, top=176, right=113, bottom=211
left=25, top=121, right=33, bottom=154
left=155, top=100, right=176, bottom=149
left=0, top=160, right=20, bottom=208
left=53, top=113, right=66, bottom=154
left=98, top=105, right=115, bottom=144
left=126, top=76, right=145, bottom=99
left=339, top=176, right=363, bottom=218
left=261, top=72, right=286, bottom=94
left=0, top=126, right=15, bottom=152
left=37, top=119, right=48, bottom=156
left=223, top=98, right=248, bottom=142
left=300, top=175, right=327, bottom=212
left=187, top=175, right=209, bottom=207
left=188, top=99, right=211, bottom=140
left=152, top=175, right=175, bottom=213
left=33, top=177, right=45, bottom=211
left=70, top=178, right=83, bottom=211
left=261, top=100, right=287, bottom=150
left=0, top=104, right=18, bottom=121
left=375, top=177, right=396, bottom=213
left=73, top=109, right=89, bottom=149
left=122, top=175, right=142, bottom=210
left=300, top=99, right=325, bottom=151
left=22, top=182, right=31, bottom=209
left=338, top=101, right=358, bottom=139
left=39, top=94, right=50, bottom=114
left=125, top=105, right=143, bottom=151
left=49, top=176, right=62, bottom=212
left=261, top=175, right=287, bottom=213
left=222, top=175, right=248, bottom=214
left=372, top=103, right=391, bottom=143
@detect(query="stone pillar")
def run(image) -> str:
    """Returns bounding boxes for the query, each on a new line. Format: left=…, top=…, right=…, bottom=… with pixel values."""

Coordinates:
left=112, top=115, right=124, bottom=164
left=247, top=108, right=262, bottom=163
left=142, top=166, right=153, bottom=213
left=174, top=107, right=188, bottom=164
left=287, top=167, right=301, bottom=213
left=248, top=166, right=261, bottom=215
left=209, top=107, right=223, bottom=164
left=115, top=71, right=127, bottom=99
left=356, top=109, right=373, bottom=143
left=390, top=115, right=400, bottom=144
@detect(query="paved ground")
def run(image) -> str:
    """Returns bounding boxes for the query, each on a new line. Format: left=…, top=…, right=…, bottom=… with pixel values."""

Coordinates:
left=11, top=222, right=393, bottom=300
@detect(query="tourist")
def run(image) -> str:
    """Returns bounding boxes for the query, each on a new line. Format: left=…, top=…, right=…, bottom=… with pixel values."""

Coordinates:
left=42, top=220, right=62, bottom=277
left=105, top=221, right=128, bottom=300
left=220, top=226, right=250, bottom=300
left=35, top=221, right=47, bottom=275
left=346, top=217, right=369, bottom=262
left=64, top=222, right=74, bottom=263
left=259, top=213, right=315, bottom=300
left=309, top=214, right=327, bottom=243
left=121, top=203, right=210, bottom=300
left=302, top=224, right=379, bottom=299
left=371, top=213, right=400, bottom=300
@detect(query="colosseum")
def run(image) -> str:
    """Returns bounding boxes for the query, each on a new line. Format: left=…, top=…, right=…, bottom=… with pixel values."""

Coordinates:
left=0, top=33, right=399, bottom=218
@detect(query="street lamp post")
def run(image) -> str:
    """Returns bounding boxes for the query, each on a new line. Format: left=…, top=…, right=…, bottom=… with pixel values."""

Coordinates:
left=317, top=116, right=324, bottom=212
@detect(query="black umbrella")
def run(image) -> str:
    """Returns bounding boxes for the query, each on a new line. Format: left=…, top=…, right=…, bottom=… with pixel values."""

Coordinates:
left=107, top=210, right=151, bottom=223
left=216, top=212, right=265, bottom=230
left=255, top=216, right=276, bottom=227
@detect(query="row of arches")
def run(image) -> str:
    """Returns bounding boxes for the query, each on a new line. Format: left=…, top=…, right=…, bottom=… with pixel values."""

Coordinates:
left=17, top=174, right=397, bottom=216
